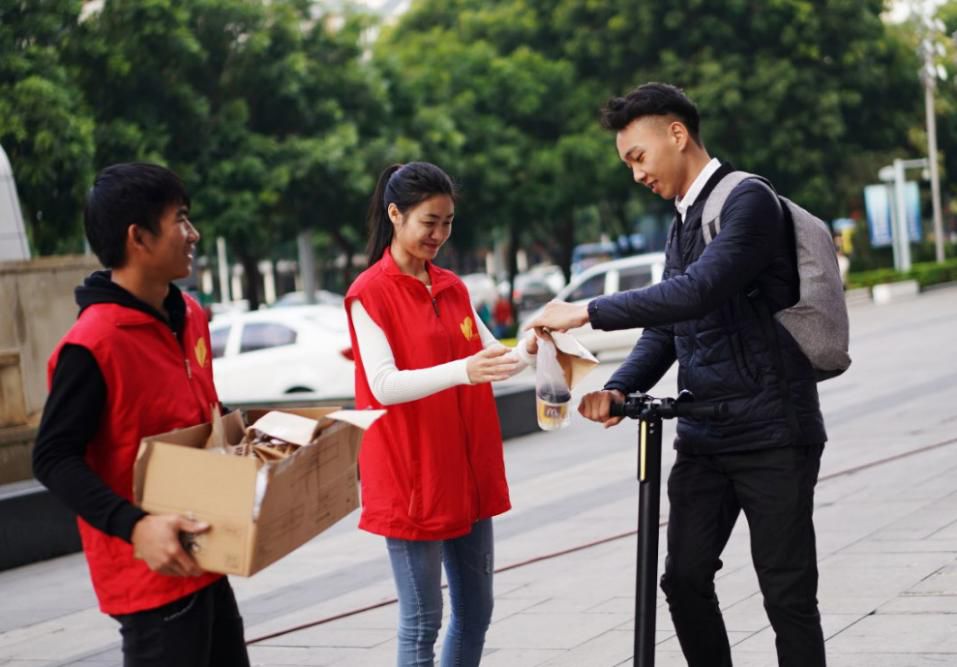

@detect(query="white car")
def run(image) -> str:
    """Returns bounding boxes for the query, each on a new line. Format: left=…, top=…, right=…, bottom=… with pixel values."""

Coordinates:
left=460, top=272, right=498, bottom=309
left=271, top=289, right=345, bottom=307
left=520, top=253, right=666, bottom=356
left=210, top=305, right=355, bottom=403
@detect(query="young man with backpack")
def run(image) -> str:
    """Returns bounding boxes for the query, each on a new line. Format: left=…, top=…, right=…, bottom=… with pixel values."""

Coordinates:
left=33, top=163, right=250, bottom=667
left=527, top=82, right=848, bottom=667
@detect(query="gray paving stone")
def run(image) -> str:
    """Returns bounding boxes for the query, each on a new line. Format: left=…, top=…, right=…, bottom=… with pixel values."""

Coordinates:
left=536, top=628, right=633, bottom=666
left=906, top=563, right=957, bottom=595
left=254, top=624, right=395, bottom=649
left=879, top=594, right=957, bottom=614
left=826, top=613, right=957, bottom=654
left=247, top=645, right=365, bottom=666
left=479, top=648, right=564, bottom=667
left=484, top=610, right=630, bottom=650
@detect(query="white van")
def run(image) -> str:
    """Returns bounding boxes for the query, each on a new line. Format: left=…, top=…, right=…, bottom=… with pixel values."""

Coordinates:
left=521, top=252, right=666, bottom=356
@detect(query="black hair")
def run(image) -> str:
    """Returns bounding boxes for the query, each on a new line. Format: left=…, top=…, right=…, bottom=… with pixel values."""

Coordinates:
left=365, top=161, right=457, bottom=264
left=83, top=162, right=190, bottom=268
left=600, top=82, right=702, bottom=146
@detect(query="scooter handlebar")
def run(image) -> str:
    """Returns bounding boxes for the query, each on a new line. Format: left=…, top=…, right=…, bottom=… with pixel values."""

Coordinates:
left=609, top=394, right=728, bottom=421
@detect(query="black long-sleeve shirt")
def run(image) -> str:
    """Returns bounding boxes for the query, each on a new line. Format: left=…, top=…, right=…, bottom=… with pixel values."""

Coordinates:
left=32, top=272, right=188, bottom=543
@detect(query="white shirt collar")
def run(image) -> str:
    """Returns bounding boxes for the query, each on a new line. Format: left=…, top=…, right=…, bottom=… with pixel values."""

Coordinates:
left=675, top=158, right=721, bottom=221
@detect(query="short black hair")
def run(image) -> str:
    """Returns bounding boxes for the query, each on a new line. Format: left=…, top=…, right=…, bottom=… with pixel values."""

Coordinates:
left=600, top=82, right=702, bottom=145
left=84, top=162, right=190, bottom=268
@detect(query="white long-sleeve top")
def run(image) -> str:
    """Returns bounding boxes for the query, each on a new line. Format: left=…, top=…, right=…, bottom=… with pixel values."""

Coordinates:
left=350, top=296, right=535, bottom=406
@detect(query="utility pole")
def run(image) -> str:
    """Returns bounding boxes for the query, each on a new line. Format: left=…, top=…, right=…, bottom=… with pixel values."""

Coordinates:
left=298, top=230, right=317, bottom=305
left=216, top=236, right=231, bottom=303
left=914, top=0, right=948, bottom=263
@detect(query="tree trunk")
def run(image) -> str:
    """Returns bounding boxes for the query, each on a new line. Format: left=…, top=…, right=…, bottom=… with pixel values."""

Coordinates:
left=237, top=250, right=262, bottom=311
left=557, top=214, right=575, bottom=283
left=506, top=221, right=519, bottom=331
left=331, top=228, right=355, bottom=288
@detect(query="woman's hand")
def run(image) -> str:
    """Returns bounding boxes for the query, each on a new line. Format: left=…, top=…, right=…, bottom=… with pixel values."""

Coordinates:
left=467, top=346, right=520, bottom=384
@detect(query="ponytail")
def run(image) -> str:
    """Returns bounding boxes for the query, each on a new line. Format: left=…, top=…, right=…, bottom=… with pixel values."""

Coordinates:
left=366, top=164, right=402, bottom=264
left=365, top=161, right=458, bottom=265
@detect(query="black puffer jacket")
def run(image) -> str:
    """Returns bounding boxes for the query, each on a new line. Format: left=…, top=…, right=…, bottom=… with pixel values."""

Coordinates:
left=589, top=163, right=826, bottom=453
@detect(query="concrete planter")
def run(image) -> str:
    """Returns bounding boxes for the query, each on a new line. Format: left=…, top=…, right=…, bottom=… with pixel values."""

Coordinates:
left=872, top=279, right=920, bottom=304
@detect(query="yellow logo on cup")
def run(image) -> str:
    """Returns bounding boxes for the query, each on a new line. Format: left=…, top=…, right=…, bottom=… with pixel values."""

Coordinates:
left=194, top=338, right=209, bottom=368
left=460, top=316, right=478, bottom=341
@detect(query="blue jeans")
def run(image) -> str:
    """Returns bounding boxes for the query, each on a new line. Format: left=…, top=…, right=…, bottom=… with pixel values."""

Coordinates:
left=386, top=519, right=494, bottom=667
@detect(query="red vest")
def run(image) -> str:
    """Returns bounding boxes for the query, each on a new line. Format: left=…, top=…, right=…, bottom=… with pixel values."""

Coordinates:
left=47, top=295, right=221, bottom=614
left=346, top=250, right=511, bottom=540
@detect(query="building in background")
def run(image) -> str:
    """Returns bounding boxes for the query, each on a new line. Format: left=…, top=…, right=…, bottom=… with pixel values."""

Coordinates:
left=0, top=145, right=30, bottom=262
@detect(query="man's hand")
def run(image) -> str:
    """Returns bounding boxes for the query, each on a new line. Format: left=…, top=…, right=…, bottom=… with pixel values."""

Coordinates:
left=578, top=389, right=626, bottom=428
left=132, top=514, right=209, bottom=577
left=524, top=301, right=590, bottom=333
left=467, top=345, right=520, bottom=384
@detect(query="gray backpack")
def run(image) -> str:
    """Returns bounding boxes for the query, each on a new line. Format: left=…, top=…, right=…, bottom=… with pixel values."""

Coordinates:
left=703, top=171, right=851, bottom=380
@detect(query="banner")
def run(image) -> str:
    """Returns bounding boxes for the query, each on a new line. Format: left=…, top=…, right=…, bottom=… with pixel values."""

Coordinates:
left=863, top=182, right=922, bottom=247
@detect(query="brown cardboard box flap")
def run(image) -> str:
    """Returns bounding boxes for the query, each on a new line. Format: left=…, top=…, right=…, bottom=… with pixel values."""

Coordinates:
left=323, top=409, right=385, bottom=431
left=246, top=410, right=323, bottom=447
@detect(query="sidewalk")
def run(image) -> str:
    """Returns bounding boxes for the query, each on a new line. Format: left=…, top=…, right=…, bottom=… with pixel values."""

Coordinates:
left=0, top=285, right=955, bottom=666
left=245, top=428, right=957, bottom=667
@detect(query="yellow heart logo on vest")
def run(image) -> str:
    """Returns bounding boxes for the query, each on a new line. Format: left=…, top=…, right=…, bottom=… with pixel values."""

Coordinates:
left=194, top=338, right=209, bottom=368
left=460, top=316, right=478, bottom=341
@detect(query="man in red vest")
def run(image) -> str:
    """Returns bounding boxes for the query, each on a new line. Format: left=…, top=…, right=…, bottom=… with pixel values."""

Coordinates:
left=33, top=163, right=250, bottom=667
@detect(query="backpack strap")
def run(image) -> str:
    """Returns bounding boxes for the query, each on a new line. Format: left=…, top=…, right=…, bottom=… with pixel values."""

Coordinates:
left=704, top=170, right=802, bottom=442
left=702, top=171, right=762, bottom=245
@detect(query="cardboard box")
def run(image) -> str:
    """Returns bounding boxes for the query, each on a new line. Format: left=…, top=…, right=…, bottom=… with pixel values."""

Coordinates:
left=133, top=407, right=382, bottom=576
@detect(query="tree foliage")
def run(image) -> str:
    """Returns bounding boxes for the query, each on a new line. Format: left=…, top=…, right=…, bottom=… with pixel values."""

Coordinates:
left=0, top=0, right=94, bottom=253
left=2, top=0, right=950, bottom=279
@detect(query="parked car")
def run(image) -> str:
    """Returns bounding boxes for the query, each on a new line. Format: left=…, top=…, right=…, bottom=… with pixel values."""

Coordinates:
left=570, top=241, right=618, bottom=275
left=570, top=235, right=646, bottom=275
left=210, top=305, right=354, bottom=403
left=271, top=289, right=345, bottom=307
left=519, top=252, right=666, bottom=356
left=500, top=272, right=557, bottom=316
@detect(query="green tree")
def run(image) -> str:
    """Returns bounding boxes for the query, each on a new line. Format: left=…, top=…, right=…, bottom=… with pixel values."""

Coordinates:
left=70, top=0, right=388, bottom=305
left=223, top=2, right=386, bottom=288
left=0, top=0, right=94, bottom=254
left=378, top=0, right=923, bottom=284
left=376, top=1, right=619, bottom=284
left=543, top=0, right=921, bottom=220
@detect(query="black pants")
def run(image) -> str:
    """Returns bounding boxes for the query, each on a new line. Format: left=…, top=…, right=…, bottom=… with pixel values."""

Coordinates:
left=661, top=443, right=825, bottom=667
left=111, top=578, right=250, bottom=667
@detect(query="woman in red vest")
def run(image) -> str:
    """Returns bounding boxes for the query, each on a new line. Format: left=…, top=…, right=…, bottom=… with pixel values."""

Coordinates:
left=346, top=162, right=536, bottom=666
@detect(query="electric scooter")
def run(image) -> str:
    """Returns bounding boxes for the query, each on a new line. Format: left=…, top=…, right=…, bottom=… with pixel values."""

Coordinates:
left=610, top=390, right=728, bottom=667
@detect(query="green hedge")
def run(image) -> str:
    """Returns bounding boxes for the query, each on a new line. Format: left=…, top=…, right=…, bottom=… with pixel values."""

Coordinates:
left=847, top=258, right=957, bottom=290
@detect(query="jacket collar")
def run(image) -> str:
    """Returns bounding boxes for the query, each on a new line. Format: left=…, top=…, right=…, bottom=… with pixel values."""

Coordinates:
left=378, top=246, right=457, bottom=295
left=681, top=160, right=735, bottom=225
left=76, top=270, right=186, bottom=332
